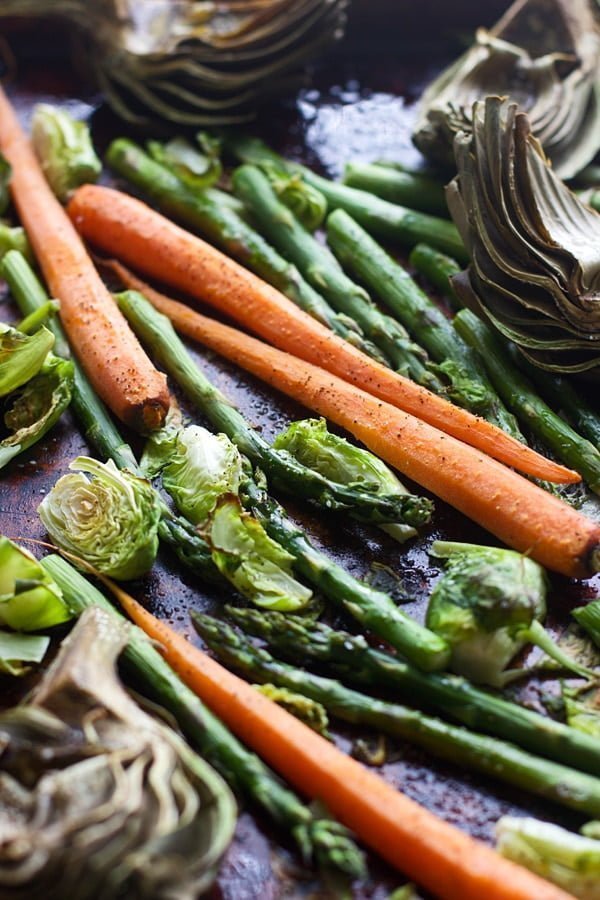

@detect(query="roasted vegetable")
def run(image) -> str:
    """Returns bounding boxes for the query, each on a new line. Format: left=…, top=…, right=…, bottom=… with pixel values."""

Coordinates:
left=0, top=322, right=54, bottom=397
left=38, top=456, right=161, bottom=580
left=0, top=353, right=73, bottom=470
left=0, top=606, right=236, bottom=899
left=0, top=1, right=348, bottom=126
left=0, top=631, right=49, bottom=677
left=496, top=816, right=600, bottom=900
left=147, top=135, right=221, bottom=192
left=447, top=96, right=600, bottom=378
left=274, top=417, right=421, bottom=542
left=413, top=0, right=600, bottom=179
left=31, top=104, right=101, bottom=201
left=426, top=541, right=594, bottom=686
left=0, top=536, right=70, bottom=631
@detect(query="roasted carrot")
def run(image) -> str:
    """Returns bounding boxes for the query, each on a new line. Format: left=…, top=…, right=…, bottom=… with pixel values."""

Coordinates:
left=67, top=184, right=577, bottom=483
left=107, top=581, right=573, bottom=900
left=108, top=264, right=600, bottom=579
left=0, top=88, right=169, bottom=431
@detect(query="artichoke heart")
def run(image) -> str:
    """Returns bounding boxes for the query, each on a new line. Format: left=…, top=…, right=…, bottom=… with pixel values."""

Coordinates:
left=446, top=95, right=600, bottom=379
left=0, top=0, right=348, bottom=126
left=413, top=0, right=600, bottom=179
left=0, top=606, right=236, bottom=899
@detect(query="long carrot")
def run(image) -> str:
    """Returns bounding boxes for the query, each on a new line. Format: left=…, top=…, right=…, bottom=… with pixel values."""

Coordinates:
left=108, top=262, right=600, bottom=579
left=67, top=184, right=576, bottom=483
left=0, top=88, right=170, bottom=431
left=107, top=581, right=573, bottom=900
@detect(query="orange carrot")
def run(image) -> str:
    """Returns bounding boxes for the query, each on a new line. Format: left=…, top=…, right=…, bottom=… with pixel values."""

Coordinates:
left=107, top=583, right=573, bottom=900
left=67, top=184, right=577, bottom=483
left=108, top=263, right=600, bottom=579
left=0, top=88, right=169, bottom=431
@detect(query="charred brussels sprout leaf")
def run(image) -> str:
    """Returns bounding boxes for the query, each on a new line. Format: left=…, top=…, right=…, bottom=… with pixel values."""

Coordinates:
left=31, top=104, right=101, bottom=202
left=0, top=536, right=71, bottom=632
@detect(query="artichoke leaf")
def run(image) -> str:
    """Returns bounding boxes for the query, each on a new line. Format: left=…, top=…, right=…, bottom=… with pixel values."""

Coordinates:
left=0, top=606, right=236, bottom=899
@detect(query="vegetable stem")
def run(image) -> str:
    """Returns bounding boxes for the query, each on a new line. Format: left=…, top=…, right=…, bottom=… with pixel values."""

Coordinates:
left=343, top=161, right=447, bottom=216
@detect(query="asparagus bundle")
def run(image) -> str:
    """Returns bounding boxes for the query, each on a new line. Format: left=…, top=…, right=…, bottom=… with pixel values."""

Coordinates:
left=106, top=139, right=384, bottom=362
left=327, top=210, right=521, bottom=436
left=232, top=164, right=443, bottom=393
left=193, top=612, right=600, bottom=819
left=455, top=309, right=600, bottom=493
left=118, top=291, right=449, bottom=672
left=223, top=133, right=467, bottom=261
left=226, top=607, right=600, bottom=776
left=42, top=554, right=366, bottom=880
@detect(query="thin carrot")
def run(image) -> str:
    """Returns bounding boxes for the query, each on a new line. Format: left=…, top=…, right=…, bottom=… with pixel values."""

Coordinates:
left=67, top=184, right=577, bottom=483
left=109, top=263, right=600, bottom=579
left=0, top=88, right=170, bottom=431
left=107, top=581, right=573, bottom=900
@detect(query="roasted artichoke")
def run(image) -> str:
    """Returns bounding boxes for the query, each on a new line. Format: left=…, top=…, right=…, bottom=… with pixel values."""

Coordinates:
left=446, top=96, right=600, bottom=378
left=1, top=0, right=348, bottom=126
left=0, top=606, right=236, bottom=899
left=413, top=0, right=600, bottom=179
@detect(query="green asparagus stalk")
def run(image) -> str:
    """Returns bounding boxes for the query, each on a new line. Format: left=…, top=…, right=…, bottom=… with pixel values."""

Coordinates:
left=0, top=223, right=32, bottom=263
left=2, top=250, right=220, bottom=581
left=327, top=210, right=522, bottom=437
left=232, top=164, right=444, bottom=393
left=106, top=139, right=383, bottom=362
left=343, top=162, right=447, bottom=216
left=226, top=607, right=600, bottom=776
left=507, top=350, right=600, bottom=450
left=454, top=308, right=600, bottom=493
left=408, top=243, right=462, bottom=309
left=41, top=554, right=366, bottom=880
left=239, top=475, right=449, bottom=672
left=223, top=133, right=467, bottom=262
left=117, top=290, right=433, bottom=530
left=193, top=612, right=600, bottom=818
left=572, top=599, right=600, bottom=651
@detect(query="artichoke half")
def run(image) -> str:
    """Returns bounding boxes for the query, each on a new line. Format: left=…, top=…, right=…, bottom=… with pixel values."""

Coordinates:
left=0, top=0, right=348, bottom=126
left=0, top=606, right=236, bottom=899
left=446, top=96, right=600, bottom=379
left=412, top=0, right=600, bottom=179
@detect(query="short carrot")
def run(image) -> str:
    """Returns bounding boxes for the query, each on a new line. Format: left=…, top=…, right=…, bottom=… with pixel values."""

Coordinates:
left=67, top=184, right=577, bottom=484
left=109, top=265, right=600, bottom=579
left=0, top=88, right=170, bottom=431
left=108, top=581, right=574, bottom=900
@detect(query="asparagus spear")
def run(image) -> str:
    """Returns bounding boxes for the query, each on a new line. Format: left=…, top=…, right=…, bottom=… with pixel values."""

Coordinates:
left=106, top=139, right=383, bottom=362
left=454, top=308, right=600, bottom=493
left=41, top=554, right=366, bottom=880
left=343, top=162, right=447, bottom=216
left=408, top=243, right=462, bottom=309
left=507, top=350, right=600, bottom=450
left=224, top=134, right=467, bottom=262
left=2, top=250, right=219, bottom=581
left=193, top=612, right=600, bottom=818
left=239, top=475, right=449, bottom=672
left=226, top=607, right=600, bottom=776
left=117, top=292, right=448, bottom=672
left=232, top=164, right=443, bottom=393
left=572, top=599, right=600, bottom=651
left=327, top=210, right=522, bottom=437
left=117, top=290, right=433, bottom=530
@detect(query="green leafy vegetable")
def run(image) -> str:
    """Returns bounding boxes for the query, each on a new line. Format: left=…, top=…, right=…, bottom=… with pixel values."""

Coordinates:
left=0, top=354, right=74, bottom=470
left=0, top=631, right=50, bottom=677
left=0, top=323, right=54, bottom=397
left=0, top=536, right=71, bottom=631
left=0, top=223, right=31, bottom=263
left=255, top=683, right=330, bottom=736
left=562, top=684, right=600, bottom=739
left=147, top=135, right=222, bottom=191
left=426, top=541, right=594, bottom=686
left=260, top=161, right=327, bottom=231
left=31, top=103, right=101, bottom=202
left=496, top=816, right=600, bottom=900
left=208, top=496, right=312, bottom=612
left=274, top=417, right=420, bottom=542
left=144, top=423, right=243, bottom=525
left=0, top=606, right=236, bottom=898
left=38, top=456, right=161, bottom=580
